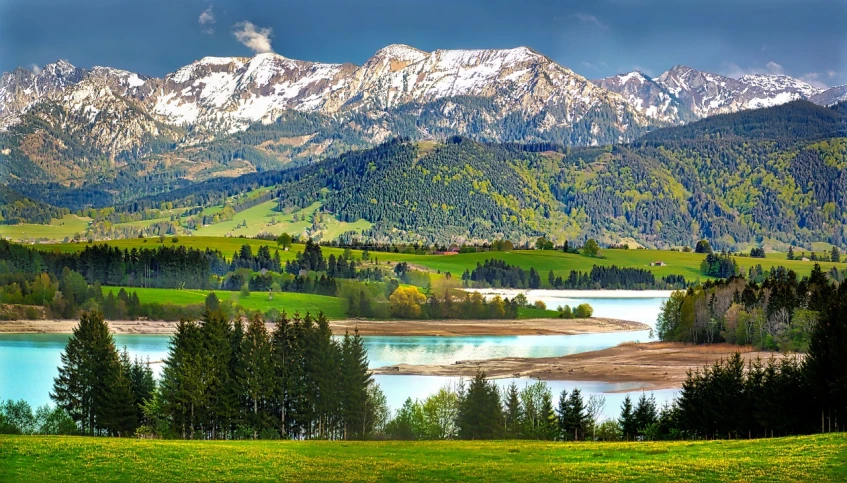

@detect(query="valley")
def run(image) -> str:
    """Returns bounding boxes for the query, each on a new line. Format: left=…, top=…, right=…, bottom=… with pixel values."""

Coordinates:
left=0, top=14, right=845, bottom=478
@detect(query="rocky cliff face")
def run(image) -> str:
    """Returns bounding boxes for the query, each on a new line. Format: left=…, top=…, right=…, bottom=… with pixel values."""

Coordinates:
left=0, top=45, right=840, bottom=186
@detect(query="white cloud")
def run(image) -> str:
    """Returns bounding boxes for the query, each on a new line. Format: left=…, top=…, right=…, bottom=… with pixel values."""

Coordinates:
left=800, top=72, right=832, bottom=89
left=630, top=65, right=655, bottom=77
left=199, top=5, right=216, bottom=34
left=724, top=60, right=785, bottom=78
left=572, top=13, right=609, bottom=31
left=581, top=60, right=608, bottom=71
left=30, top=64, right=42, bottom=75
left=232, top=21, right=273, bottom=54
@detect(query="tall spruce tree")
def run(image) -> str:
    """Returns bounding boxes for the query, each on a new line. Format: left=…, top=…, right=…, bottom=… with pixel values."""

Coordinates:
left=340, top=328, right=373, bottom=440
left=804, top=281, right=847, bottom=433
left=51, top=311, right=125, bottom=436
left=618, top=395, right=637, bottom=440
left=457, top=372, right=502, bottom=440
left=238, top=313, right=276, bottom=439
left=504, top=382, right=521, bottom=438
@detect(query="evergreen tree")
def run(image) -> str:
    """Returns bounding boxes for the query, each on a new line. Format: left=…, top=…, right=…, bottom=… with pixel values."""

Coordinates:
left=457, top=372, right=502, bottom=439
left=51, top=311, right=122, bottom=436
left=804, top=281, right=847, bottom=433
left=238, top=313, right=275, bottom=439
left=555, top=388, right=569, bottom=441
left=503, top=382, right=521, bottom=438
left=340, top=329, right=373, bottom=440
left=618, top=395, right=637, bottom=440
left=201, top=309, right=235, bottom=439
left=100, top=349, right=139, bottom=436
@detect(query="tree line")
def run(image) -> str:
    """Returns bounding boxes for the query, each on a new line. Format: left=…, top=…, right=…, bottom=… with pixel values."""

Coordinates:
left=658, top=264, right=833, bottom=349
left=462, top=259, right=687, bottom=290
left=48, top=310, right=382, bottom=440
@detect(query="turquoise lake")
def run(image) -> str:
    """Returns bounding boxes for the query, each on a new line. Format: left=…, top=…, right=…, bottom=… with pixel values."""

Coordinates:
left=0, top=295, right=674, bottom=418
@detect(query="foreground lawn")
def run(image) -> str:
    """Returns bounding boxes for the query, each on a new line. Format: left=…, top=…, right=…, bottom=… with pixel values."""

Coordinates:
left=0, top=434, right=844, bottom=481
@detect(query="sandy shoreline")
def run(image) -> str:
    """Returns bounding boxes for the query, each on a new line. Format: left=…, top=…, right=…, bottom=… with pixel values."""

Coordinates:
left=467, top=289, right=675, bottom=299
left=372, top=342, right=796, bottom=390
left=0, top=317, right=649, bottom=336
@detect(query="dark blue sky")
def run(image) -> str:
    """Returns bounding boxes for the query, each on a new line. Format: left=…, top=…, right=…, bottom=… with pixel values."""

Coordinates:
left=1, top=0, right=845, bottom=87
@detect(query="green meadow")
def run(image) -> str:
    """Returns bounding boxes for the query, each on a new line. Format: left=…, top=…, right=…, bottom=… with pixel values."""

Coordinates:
left=38, top=237, right=847, bottom=283
left=0, top=434, right=844, bottom=482
left=109, top=287, right=348, bottom=319
left=0, top=214, right=90, bottom=241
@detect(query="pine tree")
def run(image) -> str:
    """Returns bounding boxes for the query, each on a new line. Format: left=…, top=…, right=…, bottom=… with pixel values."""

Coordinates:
left=565, top=388, right=587, bottom=441
left=201, top=309, right=234, bottom=439
left=457, top=371, right=502, bottom=440
left=51, top=311, right=121, bottom=436
left=633, top=393, right=658, bottom=438
left=618, top=395, right=637, bottom=440
left=238, top=313, right=275, bottom=439
left=555, top=389, right=569, bottom=441
left=159, top=320, right=208, bottom=439
left=100, top=349, right=139, bottom=436
left=504, top=382, right=521, bottom=438
left=340, top=328, right=373, bottom=440
left=804, top=281, right=847, bottom=433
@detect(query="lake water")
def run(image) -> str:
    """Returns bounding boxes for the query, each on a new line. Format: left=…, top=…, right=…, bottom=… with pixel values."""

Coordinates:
left=0, top=294, right=673, bottom=419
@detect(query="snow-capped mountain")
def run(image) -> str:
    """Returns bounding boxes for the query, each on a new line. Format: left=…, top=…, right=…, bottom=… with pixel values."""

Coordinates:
left=0, top=46, right=841, bottom=186
left=592, top=71, right=686, bottom=123
left=0, top=60, right=86, bottom=129
left=153, top=53, right=357, bottom=131
left=147, top=45, right=644, bottom=138
left=810, top=85, right=847, bottom=107
left=598, top=66, right=826, bottom=121
left=1, top=45, right=648, bottom=139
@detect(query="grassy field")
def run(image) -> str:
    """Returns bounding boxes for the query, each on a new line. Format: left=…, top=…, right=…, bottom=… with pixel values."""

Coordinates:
left=0, top=434, right=844, bottom=481
left=33, top=237, right=847, bottom=283
left=0, top=214, right=90, bottom=241
left=111, top=287, right=348, bottom=319
left=191, top=200, right=372, bottom=239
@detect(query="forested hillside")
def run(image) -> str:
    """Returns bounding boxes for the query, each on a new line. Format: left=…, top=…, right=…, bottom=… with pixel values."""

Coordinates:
left=0, top=185, right=68, bottom=224
left=2, top=101, right=845, bottom=248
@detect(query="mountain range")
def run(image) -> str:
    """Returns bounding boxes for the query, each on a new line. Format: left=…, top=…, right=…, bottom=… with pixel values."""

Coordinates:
left=1, top=45, right=845, bottom=190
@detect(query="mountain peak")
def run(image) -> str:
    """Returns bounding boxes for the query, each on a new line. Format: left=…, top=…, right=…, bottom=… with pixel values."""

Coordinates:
left=42, top=59, right=79, bottom=77
left=373, top=44, right=428, bottom=63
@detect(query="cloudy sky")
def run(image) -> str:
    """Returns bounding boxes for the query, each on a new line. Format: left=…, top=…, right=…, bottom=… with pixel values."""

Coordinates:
left=1, top=0, right=845, bottom=87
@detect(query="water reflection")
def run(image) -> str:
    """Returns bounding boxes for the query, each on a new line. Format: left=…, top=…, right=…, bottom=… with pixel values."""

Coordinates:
left=373, top=375, right=679, bottom=420
left=0, top=295, right=671, bottom=413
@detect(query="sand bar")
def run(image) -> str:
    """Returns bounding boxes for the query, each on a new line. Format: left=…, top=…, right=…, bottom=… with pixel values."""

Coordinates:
left=372, top=342, right=797, bottom=390
left=0, top=317, right=649, bottom=336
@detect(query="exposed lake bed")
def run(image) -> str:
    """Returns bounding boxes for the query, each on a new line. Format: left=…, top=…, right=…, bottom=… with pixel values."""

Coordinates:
left=1, top=291, right=686, bottom=417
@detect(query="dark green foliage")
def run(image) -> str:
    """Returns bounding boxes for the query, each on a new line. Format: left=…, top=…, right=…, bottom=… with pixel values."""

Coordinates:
left=464, top=259, right=687, bottom=290
left=803, top=281, right=847, bottom=433
left=457, top=372, right=502, bottom=440
left=156, top=310, right=380, bottom=440
left=618, top=395, right=637, bottom=440
left=694, top=240, right=713, bottom=254
left=0, top=185, right=68, bottom=224
left=50, top=312, right=144, bottom=436
left=700, top=252, right=740, bottom=278
left=638, top=101, right=846, bottom=143
left=678, top=354, right=814, bottom=438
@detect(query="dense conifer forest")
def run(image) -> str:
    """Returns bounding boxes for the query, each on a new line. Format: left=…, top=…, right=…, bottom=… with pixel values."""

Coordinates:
left=3, top=101, right=844, bottom=248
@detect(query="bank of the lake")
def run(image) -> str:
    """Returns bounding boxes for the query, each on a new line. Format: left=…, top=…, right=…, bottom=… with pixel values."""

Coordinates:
left=373, top=341, right=794, bottom=391
left=0, top=316, right=647, bottom=336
